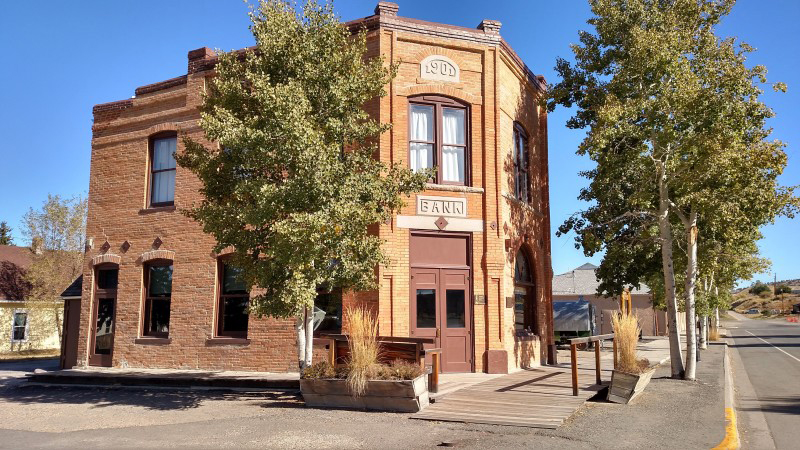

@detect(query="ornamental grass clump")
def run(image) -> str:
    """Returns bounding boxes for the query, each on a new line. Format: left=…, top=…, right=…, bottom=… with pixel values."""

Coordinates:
left=709, top=327, right=720, bottom=342
left=612, top=311, right=649, bottom=374
left=346, top=305, right=381, bottom=396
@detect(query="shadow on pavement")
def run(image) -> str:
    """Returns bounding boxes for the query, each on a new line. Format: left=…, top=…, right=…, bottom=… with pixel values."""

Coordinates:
left=739, top=395, right=800, bottom=416
left=3, top=384, right=303, bottom=411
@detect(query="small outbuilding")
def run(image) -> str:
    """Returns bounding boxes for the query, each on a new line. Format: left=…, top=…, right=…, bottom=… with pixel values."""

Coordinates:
left=552, top=263, right=668, bottom=337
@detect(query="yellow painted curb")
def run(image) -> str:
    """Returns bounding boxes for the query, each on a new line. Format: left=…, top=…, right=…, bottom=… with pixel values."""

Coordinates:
left=712, top=407, right=739, bottom=449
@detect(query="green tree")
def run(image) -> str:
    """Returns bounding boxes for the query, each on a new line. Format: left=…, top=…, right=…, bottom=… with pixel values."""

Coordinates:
left=749, top=282, right=771, bottom=296
left=549, top=0, right=796, bottom=379
left=776, top=285, right=792, bottom=295
left=0, top=221, right=13, bottom=245
left=177, top=0, right=428, bottom=369
left=22, top=194, right=87, bottom=341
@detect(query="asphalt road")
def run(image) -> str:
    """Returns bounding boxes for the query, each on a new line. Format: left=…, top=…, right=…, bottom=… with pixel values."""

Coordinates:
left=725, top=312, right=800, bottom=449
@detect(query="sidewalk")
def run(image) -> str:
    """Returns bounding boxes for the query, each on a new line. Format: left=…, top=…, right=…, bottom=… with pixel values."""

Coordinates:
left=467, top=342, right=728, bottom=449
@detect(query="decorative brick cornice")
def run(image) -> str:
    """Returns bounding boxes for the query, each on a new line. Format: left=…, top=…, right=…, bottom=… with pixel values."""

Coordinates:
left=140, top=249, right=175, bottom=263
left=134, top=75, right=188, bottom=96
left=91, top=254, right=121, bottom=266
left=93, top=99, right=134, bottom=115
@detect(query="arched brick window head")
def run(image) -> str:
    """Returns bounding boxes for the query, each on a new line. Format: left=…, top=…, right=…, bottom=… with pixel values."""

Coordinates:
left=408, top=95, right=469, bottom=186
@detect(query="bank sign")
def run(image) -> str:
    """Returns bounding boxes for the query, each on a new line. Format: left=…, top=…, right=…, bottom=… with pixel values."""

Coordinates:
left=416, top=195, right=467, bottom=218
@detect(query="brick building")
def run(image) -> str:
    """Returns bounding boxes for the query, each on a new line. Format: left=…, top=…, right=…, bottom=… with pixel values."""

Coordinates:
left=73, top=2, right=553, bottom=374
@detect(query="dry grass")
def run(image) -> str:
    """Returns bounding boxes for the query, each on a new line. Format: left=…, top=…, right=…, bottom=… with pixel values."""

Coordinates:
left=0, top=349, right=60, bottom=361
left=345, top=305, right=381, bottom=396
left=612, top=311, right=649, bottom=374
left=709, top=327, right=720, bottom=342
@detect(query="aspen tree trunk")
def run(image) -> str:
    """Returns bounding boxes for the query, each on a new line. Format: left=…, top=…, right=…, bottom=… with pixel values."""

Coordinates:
left=684, top=211, right=699, bottom=380
left=699, top=316, right=708, bottom=349
left=304, top=305, right=314, bottom=368
left=296, top=307, right=315, bottom=371
left=657, top=165, right=685, bottom=378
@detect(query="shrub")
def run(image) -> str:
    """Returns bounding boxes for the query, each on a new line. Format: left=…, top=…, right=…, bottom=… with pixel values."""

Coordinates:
left=777, top=285, right=792, bottom=294
left=302, top=361, right=337, bottom=379
left=709, top=327, right=720, bottom=342
left=758, top=290, right=772, bottom=299
left=612, top=311, right=649, bottom=374
left=345, top=305, right=381, bottom=396
left=749, top=283, right=771, bottom=295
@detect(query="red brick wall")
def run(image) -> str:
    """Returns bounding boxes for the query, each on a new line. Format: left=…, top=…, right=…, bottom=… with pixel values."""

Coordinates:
left=76, top=7, right=552, bottom=373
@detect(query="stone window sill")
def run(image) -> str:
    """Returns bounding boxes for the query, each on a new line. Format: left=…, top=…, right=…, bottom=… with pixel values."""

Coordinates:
left=205, top=337, right=250, bottom=346
left=139, top=205, right=176, bottom=215
left=425, top=183, right=484, bottom=194
left=134, top=337, right=172, bottom=345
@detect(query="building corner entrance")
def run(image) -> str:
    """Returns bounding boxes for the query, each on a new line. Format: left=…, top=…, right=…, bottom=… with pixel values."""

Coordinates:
left=409, top=232, right=473, bottom=373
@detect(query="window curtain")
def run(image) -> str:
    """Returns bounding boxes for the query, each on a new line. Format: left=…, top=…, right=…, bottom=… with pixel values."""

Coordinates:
left=152, top=137, right=177, bottom=204
left=442, top=109, right=465, bottom=182
left=410, top=105, right=433, bottom=172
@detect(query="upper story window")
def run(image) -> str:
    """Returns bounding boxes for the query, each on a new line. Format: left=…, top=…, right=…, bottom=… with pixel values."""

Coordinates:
left=217, top=260, right=250, bottom=338
left=11, top=311, right=28, bottom=341
left=409, top=96, right=468, bottom=185
left=513, top=123, right=530, bottom=202
left=143, top=262, right=172, bottom=337
left=149, top=133, right=177, bottom=207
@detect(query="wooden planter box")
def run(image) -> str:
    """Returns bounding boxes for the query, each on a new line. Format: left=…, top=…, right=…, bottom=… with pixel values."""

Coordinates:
left=607, top=367, right=656, bottom=404
left=300, top=375, right=429, bottom=413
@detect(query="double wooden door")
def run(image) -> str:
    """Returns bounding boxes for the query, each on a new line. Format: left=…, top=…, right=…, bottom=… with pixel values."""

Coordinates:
left=410, top=268, right=472, bottom=373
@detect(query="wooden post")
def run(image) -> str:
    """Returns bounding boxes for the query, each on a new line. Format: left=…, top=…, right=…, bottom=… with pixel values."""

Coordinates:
left=612, top=338, right=618, bottom=370
left=570, top=343, right=578, bottom=396
left=595, top=341, right=601, bottom=385
left=328, top=338, right=336, bottom=366
left=430, top=352, right=440, bottom=394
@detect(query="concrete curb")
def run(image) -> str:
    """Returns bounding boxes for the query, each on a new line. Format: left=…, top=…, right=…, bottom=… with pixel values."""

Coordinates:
left=713, top=344, right=740, bottom=450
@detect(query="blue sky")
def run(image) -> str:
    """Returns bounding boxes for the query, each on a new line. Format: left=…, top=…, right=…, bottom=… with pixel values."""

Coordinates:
left=0, top=0, right=797, bottom=284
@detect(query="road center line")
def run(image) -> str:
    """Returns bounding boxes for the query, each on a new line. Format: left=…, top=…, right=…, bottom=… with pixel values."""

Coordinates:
left=745, top=330, right=800, bottom=363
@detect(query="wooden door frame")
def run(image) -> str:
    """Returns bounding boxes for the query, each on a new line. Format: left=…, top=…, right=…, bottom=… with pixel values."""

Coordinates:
left=409, top=230, right=474, bottom=373
left=89, top=264, right=118, bottom=367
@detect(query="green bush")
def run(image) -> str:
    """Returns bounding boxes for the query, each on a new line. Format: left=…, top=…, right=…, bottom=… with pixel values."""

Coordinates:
left=777, top=285, right=792, bottom=294
left=750, top=283, right=771, bottom=295
left=758, top=290, right=773, bottom=299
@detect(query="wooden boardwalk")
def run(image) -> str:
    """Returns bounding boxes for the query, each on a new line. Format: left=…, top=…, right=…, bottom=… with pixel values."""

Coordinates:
left=413, top=350, right=614, bottom=428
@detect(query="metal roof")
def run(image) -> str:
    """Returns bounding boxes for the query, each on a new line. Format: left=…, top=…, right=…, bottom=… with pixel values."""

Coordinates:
left=552, top=263, right=649, bottom=296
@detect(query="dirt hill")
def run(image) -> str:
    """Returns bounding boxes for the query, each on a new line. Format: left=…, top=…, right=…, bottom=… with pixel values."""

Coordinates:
left=731, top=281, right=800, bottom=316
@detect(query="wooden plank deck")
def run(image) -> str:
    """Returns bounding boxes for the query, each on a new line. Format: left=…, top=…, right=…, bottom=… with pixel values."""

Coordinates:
left=413, top=350, right=614, bottom=428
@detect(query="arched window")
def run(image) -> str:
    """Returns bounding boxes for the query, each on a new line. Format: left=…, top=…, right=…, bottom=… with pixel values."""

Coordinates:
left=513, top=123, right=529, bottom=202
left=408, top=95, right=469, bottom=185
left=514, top=248, right=536, bottom=333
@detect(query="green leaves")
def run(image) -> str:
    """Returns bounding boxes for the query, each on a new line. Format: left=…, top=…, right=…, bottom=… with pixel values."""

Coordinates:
left=177, top=0, right=427, bottom=319
left=551, top=0, right=797, bottom=298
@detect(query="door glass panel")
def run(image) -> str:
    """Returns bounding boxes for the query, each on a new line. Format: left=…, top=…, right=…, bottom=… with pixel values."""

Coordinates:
left=94, top=298, right=115, bottom=354
left=446, top=290, right=466, bottom=328
left=416, top=289, right=436, bottom=328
